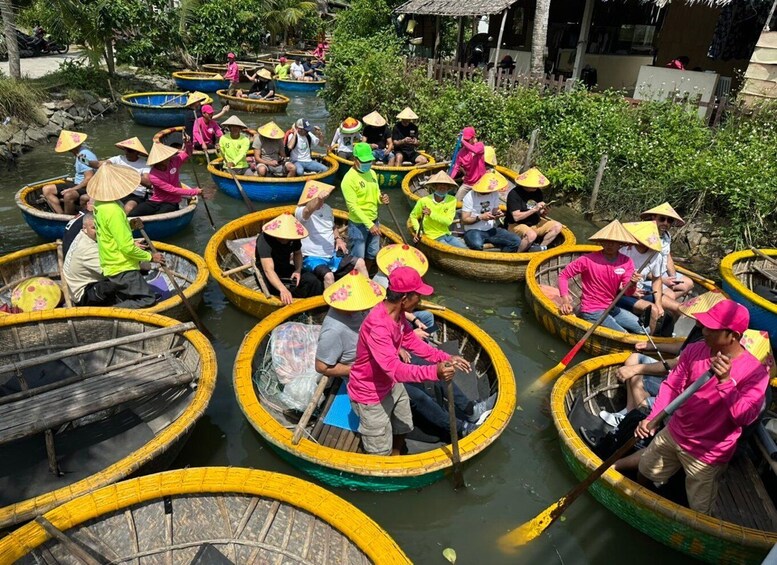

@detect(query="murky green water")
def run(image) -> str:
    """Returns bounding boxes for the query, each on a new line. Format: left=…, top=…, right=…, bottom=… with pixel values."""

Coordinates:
left=0, top=93, right=686, bottom=564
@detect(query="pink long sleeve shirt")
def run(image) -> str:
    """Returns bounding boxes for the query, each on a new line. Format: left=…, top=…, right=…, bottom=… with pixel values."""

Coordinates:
left=224, top=61, right=240, bottom=82
left=348, top=302, right=451, bottom=405
left=557, top=251, right=635, bottom=314
left=649, top=341, right=768, bottom=465
left=148, top=152, right=199, bottom=204
left=193, top=116, right=223, bottom=147
left=450, top=139, right=486, bottom=185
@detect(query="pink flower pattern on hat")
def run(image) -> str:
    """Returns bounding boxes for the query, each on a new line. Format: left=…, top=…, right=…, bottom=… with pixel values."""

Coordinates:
left=329, top=285, right=351, bottom=302
left=369, top=280, right=384, bottom=297
left=264, top=219, right=281, bottom=231
left=387, top=259, right=405, bottom=273
left=296, top=222, right=305, bottom=235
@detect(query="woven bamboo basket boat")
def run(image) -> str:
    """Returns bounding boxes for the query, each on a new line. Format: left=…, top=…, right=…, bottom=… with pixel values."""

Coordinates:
left=152, top=125, right=257, bottom=160
left=234, top=297, right=516, bottom=491
left=205, top=206, right=401, bottom=319
left=0, top=467, right=411, bottom=564
left=721, top=249, right=777, bottom=349
left=276, top=78, right=326, bottom=92
left=328, top=150, right=436, bottom=189
left=172, top=70, right=230, bottom=92
left=201, top=62, right=255, bottom=81
left=216, top=89, right=291, bottom=113
left=0, top=242, right=208, bottom=321
left=525, top=245, right=720, bottom=355
left=0, top=308, right=217, bottom=530
left=552, top=353, right=777, bottom=564
left=120, top=92, right=213, bottom=128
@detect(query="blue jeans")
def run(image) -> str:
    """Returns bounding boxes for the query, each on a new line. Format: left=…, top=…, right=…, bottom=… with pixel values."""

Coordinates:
left=415, top=310, right=435, bottom=329
left=580, top=307, right=643, bottom=334
left=463, top=227, right=521, bottom=252
left=294, top=160, right=329, bottom=176
left=405, top=382, right=473, bottom=441
left=436, top=234, right=467, bottom=249
left=347, top=221, right=381, bottom=260
left=373, top=148, right=393, bottom=163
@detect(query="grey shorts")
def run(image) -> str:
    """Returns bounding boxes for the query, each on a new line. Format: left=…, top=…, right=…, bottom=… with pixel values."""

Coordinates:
left=351, top=383, right=413, bottom=455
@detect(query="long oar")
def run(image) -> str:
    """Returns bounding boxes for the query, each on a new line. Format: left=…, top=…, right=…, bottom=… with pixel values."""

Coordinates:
left=291, top=375, right=330, bottom=445
left=499, top=368, right=714, bottom=552
left=385, top=198, right=408, bottom=243
left=161, top=91, right=190, bottom=107
left=214, top=148, right=254, bottom=212
left=637, top=307, right=671, bottom=372
left=448, top=134, right=462, bottom=175
left=446, top=378, right=465, bottom=489
left=188, top=158, right=216, bottom=230
left=751, top=247, right=777, bottom=270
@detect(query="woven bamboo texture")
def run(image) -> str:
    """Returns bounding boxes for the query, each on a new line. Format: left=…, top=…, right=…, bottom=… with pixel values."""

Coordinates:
left=0, top=467, right=410, bottom=564
left=329, top=151, right=436, bottom=184
left=207, top=155, right=338, bottom=185
left=0, top=308, right=217, bottom=529
left=215, top=89, right=291, bottom=113
left=233, top=296, right=516, bottom=491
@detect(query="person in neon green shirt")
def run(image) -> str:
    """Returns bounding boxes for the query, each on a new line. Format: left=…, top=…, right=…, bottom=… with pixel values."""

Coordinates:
left=89, top=162, right=165, bottom=308
left=218, top=116, right=252, bottom=175
left=341, top=142, right=389, bottom=269
left=274, top=57, right=290, bottom=79
left=408, top=170, right=466, bottom=248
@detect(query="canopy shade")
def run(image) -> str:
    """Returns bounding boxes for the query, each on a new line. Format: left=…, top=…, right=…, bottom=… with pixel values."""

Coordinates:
left=394, top=0, right=518, bottom=16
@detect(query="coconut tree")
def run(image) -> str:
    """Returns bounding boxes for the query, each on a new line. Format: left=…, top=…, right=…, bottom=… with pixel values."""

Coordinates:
left=1, top=0, right=20, bottom=78
left=530, top=0, right=551, bottom=78
left=264, top=0, right=317, bottom=47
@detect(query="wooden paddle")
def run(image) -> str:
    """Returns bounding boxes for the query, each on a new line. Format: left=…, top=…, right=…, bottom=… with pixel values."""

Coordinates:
left=751, top=247, right=777, bottom=270
left=498, top=368, right=714, bottom=552
left=291, top=375, right=330, bottom=445
left=385, top=198, right=408, bottom=244
left=189, top=111, right=216, bottom=230
left=214, top=147, right=254, bottom=212
left=36, top=516, right=101, bottom=565
left=446, top=378, right=465, bottom=489
left=161, top=91, right=190, bottom=107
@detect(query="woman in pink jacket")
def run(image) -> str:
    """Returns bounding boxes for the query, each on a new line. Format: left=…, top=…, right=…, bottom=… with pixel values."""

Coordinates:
left=451, top=126, right=486, bottom=200
left=192, top=104, right=223, bottom=151
left=224, top=52, right=240, bottom=93
left=129, top=142, right=201, bottom=217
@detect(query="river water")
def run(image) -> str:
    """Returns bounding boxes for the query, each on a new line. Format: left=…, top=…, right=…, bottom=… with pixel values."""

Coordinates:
left=0, top=92, right=685, bottom=564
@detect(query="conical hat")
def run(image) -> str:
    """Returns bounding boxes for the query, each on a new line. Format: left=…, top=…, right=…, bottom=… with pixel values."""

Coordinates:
left=298, top=180, right=335, bottom=205
left=146, top=142, right=179, bottom=166
left=588, top=220, right=640, bottom=246
left=115, top=136, right=148, bottom=156
left=622, top=221, right=662, bottom=252
left=258, top=121, right=284, bottom=139
left=323, top=270, right=386, bottom=311
left=741, top=329, right=777, bottom=378
left=515, top=167, right=550, bottom=188
left=472, top=171, right=509, bottom=193
left=363, top=111, right=386, bottom=127
left=86, top=161, right=142, bottom=201
left=186, top=91, right=209, bottom=106
left=55, top=130, right=87, bottom=153
left=640, top=202, right=685, bottom=226
left=340, top=117, right=362, bottom=134
left=677, top=290, right=727, bottom=318
left=11, top=276, right=62, bottom=312
left=376, top=243, right=429, bottom=276
left=257, top=68, right=272, bottom=80
left=222, top=115, right=248, bottom=129
left=484, top=146, right=497, bottom=167
left=396, top=107, right=418, bottom=120
left=424, top=170, right=457, bottom=188
left=262, top=213, right=308, bottom=239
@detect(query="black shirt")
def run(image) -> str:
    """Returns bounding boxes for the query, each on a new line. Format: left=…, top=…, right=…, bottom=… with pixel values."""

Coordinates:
left=391, top=122, right=419, bottom=157
left=255, top=233, right=300, bottom=279
left=62, top=212, right=85, bottom=256
left=506, top=186, right=543, bottom=227
left=363, top=125, right=391, bottom=150
left=249, top=79, right=275, bottom=96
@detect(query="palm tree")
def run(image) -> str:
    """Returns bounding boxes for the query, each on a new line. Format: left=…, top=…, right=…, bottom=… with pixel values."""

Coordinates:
left=48, top=0, right=118, bottom=74
left=530, top=0, right=551, bottom=79
left=1, top=0, right=20, bottom=78
left=264, top=0, right=317, bottom=47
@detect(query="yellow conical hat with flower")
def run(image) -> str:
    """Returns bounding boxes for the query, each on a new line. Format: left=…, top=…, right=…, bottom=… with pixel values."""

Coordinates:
left=55, top=130, right=87, bottom=153
left=589, top=220, right=640, bottom=246
left=623, top=221, right=662, bottom=252
left=640, top=202, right=685, bottom=226
left=376, top=243, right=429, bottom=276
left=11, top=276, right=62, bottom=312
left=262, top=213, right=308, bottom=239
left=324, top=270, right=386, bottom=311
left=472, top=171, right=509, bottom=193
left=484, top=146, right=497, bottom=167
left=298, top=180, right=335, bottom=205
left=677, top=290, right=727, bottom=318
left=515, top=167, right=549, bottom=188
left=115, top=136, right=148, bottom=156
left=258, top=121, right=285, bottom=140
left=740, top=329, right=777, bottom=379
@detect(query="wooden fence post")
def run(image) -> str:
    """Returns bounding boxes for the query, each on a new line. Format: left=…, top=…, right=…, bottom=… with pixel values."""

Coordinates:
left=427, top=58, right=434, bottom=80
left=522, top=128, right=540, bottom=172
left=585, top=154, right=609, bottom=220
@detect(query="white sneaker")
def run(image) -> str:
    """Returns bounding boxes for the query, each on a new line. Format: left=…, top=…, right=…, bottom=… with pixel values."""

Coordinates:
left=599, top=410, right=625, bottom=427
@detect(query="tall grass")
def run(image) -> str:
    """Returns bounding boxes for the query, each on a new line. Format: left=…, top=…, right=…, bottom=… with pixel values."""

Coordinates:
left=0, top=76, right=46, bottom=124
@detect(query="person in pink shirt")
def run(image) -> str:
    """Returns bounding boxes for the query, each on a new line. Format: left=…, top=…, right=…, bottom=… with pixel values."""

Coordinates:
left=129, top=142, right=201, bottom=217
left=348, top=266, right=471, bottom=455
left=558, top=220, right=642, bottom=333
left=192, top=104, right=222, bottom=151
left=224, top=52, right=240, bottom=93
left=636, top=299, right=768, bottom=514
left=451, top=126, right=486, bottom=201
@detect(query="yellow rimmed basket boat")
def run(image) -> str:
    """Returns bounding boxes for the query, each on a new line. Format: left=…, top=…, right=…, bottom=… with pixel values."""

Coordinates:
left=328, top=150, right=436, bottom=189
left=205, top=206, right=401, bottom=319
left=0, top=242, right=208, bottom=321
left=152, top=125, right=257, bottom=160
left=234, top=297, right=516, bottom=491
left=172, top=70, right=230, bottom=92
left=525, top=245, right=720, bottom=355
left=401, top=162, right=518, bottom=209
left=721, top=249, right=777, bottom=350
left=0, top=467, right=411, bottom=564
left=0, top=308, right=217, bottom=530
left=215, top=89, right=291, bottom=113
left=201, top=62, right=255, bottom=81
left=551, top=352, right=777, bottom=564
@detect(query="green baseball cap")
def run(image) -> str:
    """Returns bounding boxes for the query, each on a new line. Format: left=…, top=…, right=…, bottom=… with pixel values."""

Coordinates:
left=352, top=142, right=375, bottom=163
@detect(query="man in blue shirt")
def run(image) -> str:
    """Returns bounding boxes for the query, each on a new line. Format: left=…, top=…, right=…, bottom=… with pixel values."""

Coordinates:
left=43, top=130, right=97, bottom=215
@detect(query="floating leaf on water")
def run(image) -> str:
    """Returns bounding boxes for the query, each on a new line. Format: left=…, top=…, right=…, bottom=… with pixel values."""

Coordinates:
left=516, top=405, right=524, bottom=411
left=560, top=516, right=567, bottom=522
left=443, top=548, right=457, bottom=563
left=484, top=308, right=495, bottom=314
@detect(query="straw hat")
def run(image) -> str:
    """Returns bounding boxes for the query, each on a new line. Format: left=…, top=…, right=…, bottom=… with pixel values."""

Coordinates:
left=262, top=213, right=308, bottom=239
left=115, top=136, right=148, bottom=156
left=622, top=221, right=662, bottom=252
left=484, top=146, right=497, bottom=167
left=222, top=115, right=248, bottom=129
left=86, top=161, right=142, bottom=201
left=54, top=130, right=87, bottom=153
left=363, top=111, right=387, bottom=127
left=146, top=142, right=180, bottom=166
left=11, top=276, right=62, bottom=312
left=323, top=270, right=386, bottom=311
left=588, top=220, right=640, bottom=246
left=741, top=329, right=777, bottom=378
left=640, top=202, right=685, bottom=227
left=340, top=117, right=362, bottom=134
left=298, top=180, right=335, bottom=205
left=396, top=107, right=419, bottom=120
left=516, top=167, right=550, bottom=188
left=677, top=290, right=727, bottom=318
left=424, top=170, right=457, bottom=189
left=376, top=243, right=429, bottom=276
left=472, top=171, right=509, bottom=193
left=186, top=91, right=209, bottom=106
left=257, top=121, right=285, bottom=140
left=257, top=68, right=272, bottom=80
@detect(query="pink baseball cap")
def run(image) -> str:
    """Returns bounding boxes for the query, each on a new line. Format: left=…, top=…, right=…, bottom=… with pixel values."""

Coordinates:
left=462, top=126, right=476, bottom=140
left=201, top=104, right=214, bottom=115
left=695, top=299, right=749, bottom=334
left=227, top=52, right=236, bottom=59
left=388, top=266, right=434, bottom=296
left=280, top=56, right=287, bottom=63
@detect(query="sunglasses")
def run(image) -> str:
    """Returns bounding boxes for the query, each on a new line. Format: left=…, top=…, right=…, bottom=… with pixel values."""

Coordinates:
left=655, top=215, right=675, bottom=225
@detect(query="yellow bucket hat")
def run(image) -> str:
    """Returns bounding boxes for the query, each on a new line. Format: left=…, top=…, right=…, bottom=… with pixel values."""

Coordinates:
left=484, top=146, right=497, bottom=167
left=622, top=221, right=662, bottom=252
left=515, top=167, right=550, bottom=188
left=589, top=220, right=640, bottom=246
left=741, top=329, right=777, bottom=378
left=323, top=270, right=386, bottom=311
left=363, top=111, right=387, bottom=127
left=55, top=130, right=87, bottom=153
left=186, top=91, right=209, bottom=106
left=115, top=136, right=149, bottom=156
left=298, top=180, right=335, bottom=205
left=424, top=170, right=457, bottom=189
left=376, top=243, right=429, bottom=276
left=147, top=142, right=180, bottom=166
left=86, top=161, right=142, bottom=201
left=677, top=290, right=727, bottom=318
left=396, top=107, right=419, bottom=120
left=472, top=171, right=509, bottom=193
left=262, top=213, right=308, bottom=239
left=258, top=121, right=285, bottom=140
left=640, top=202, right=685, bottom=227
left=11, top=276, right=62, bottom=312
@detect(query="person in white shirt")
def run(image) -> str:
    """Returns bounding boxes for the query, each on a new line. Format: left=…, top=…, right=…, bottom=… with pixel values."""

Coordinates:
left=461, top=172, right=522, bottom=252
left=330, top=117, right=363, bottom=159
left=88, top=137, right=151, bottom=214
left=63, top=213, right=115, bottom=306
left=290, top=59, right=305, bottom=80
left=286, top=118, right=329, bottom=176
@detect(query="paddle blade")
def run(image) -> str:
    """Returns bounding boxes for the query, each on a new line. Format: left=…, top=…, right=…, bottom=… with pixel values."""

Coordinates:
left=497, top=498, right=564, bottom=553
left=529, top=361, right=566, bottom=390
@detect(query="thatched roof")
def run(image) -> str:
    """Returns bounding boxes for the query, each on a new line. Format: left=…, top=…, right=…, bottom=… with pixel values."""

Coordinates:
left=394, top=0, right=518, bottom=16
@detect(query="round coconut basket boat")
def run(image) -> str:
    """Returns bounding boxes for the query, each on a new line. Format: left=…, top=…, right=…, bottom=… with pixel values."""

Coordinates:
left=152, top=125, right=257, bottom=162
left=171, top=70, right=230, bottom=92
left=201, top=62, right=254, bottom=81
left=0, top=308, right=216, bottom=529
left=16, top=177, right=198, bottom=242
left=207, top=155, right=338, bottom=203
left=0, top=467, right=411, bottom=564
left=275, top=78, right=326, bottom=93
left=257, top=57, right=282, bottom=68
left=525, top=245, right=720, bottom=356
left=0, top=242, right=208, bottom=321
left=551, top=352, right=777, bottom=564
left=328, top=150, right=436, bottom=189
left=721, top=249, right=777, bottom=349
left=234, top=297, right=516, bottom=491
left=120, top=92, right=213, bottom=128
left=216, top=89, right=290, bottom=113
left=205, top=206, right=402, bottom=319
